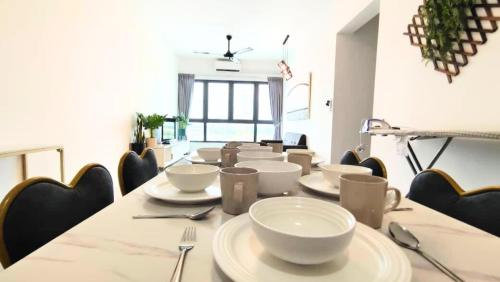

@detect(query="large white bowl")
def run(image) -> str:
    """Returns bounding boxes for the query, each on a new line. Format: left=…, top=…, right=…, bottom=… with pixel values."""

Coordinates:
left=197, top=147, right=221, bottom=161
left=249, top=197, right=356, bottom=265
left=319, top=164, right=372, bottom=188
left=237, top=151, right=284, bottom=162
left=235, top=160, right=302, bottom=195
left=165, top=164, right=219, bottom=192
left=237, top=145, right=273, bottom=152
left=286, top=149, right=315, bottom=156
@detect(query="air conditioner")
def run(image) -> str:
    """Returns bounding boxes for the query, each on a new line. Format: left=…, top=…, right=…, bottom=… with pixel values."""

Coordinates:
left=215, top=58, right=241, bottom=72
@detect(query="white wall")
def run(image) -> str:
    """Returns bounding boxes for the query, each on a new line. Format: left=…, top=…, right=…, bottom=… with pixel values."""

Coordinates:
left=371, top=0, right=500, bottom=192
left=282, top=1, right=337, bottom=161
left=331, top=16, right=379, bottom=163
left=177, top=56, right=279, bottom=81
left=0, top=0, right=178, bottom=198
left=332, top=0, right=500, bottom=193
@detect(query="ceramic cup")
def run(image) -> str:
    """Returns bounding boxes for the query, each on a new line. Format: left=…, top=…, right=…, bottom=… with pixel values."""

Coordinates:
left=265, top=142, right=284, bottom=153
left=339, top=174, right=401, bottom=229
left=220, top=167, right=259, bottom=215
left=221, top=147, right=239, bottom=168
left=225, top=141, right=243, bottom=149
left=287, top=153, right=312, bottom=175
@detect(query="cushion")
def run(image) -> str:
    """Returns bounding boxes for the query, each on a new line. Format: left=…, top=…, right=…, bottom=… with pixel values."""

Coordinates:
left=118, top=149, right=158, bottom=196
left=0, top=164, right=114, bottom=267
left=408, top=169, right=500, bottom=236
left=340, top=150, right=387, bottom=178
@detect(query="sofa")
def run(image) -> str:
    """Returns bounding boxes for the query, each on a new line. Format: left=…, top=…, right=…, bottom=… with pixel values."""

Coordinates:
left=261, top=132, right=307, bottom=152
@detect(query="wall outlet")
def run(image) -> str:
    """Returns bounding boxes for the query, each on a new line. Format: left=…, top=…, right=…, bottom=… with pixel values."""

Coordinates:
left=325, top=99, right=333, bottom=111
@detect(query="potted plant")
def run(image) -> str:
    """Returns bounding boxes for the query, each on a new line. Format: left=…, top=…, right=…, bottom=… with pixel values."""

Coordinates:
left=130, top=113, right=146, bottom=154
left=176, top=113, right=189, bottom=140
left=144, top=114, right=166, bottom=148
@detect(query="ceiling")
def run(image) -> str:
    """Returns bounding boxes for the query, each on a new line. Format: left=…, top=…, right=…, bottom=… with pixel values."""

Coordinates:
left=143, top=0, right=334, bottom=60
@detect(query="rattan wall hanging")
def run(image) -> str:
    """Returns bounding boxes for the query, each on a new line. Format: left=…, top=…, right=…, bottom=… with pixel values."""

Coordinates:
left=404, top=0, right=500, bottom=83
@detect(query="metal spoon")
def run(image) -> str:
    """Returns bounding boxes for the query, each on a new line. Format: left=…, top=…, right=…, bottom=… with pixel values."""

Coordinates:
left=388, top=222, right=465, bottom=282
left=133, top=206, right=215, bottom=220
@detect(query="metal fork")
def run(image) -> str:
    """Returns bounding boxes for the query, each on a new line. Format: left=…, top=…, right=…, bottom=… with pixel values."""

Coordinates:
left=170, top=226, right=196, bottom=282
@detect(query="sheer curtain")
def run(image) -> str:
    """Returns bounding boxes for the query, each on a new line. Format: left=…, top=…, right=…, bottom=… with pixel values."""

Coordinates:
left=177, top=74, right=195, bottom=117
left=268, top=77, right=284, bottom=139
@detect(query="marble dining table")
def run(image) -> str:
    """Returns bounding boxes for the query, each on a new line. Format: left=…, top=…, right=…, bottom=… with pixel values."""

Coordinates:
left=0, top=171, right=499, bottom=282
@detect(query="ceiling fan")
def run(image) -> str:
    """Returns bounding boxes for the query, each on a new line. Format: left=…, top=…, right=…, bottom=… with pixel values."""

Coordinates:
left=194, top=34, right=253, bottom=60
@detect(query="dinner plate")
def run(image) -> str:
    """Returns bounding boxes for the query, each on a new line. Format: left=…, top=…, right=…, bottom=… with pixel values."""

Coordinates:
left=300, top=172, right=397, bottom=204
left=299, top=172, right=339, bottom=197
left=284, top=155, right=324, bottom=166
left=143, top=179, right=221, bottom=204
left=213, top=214, right=412, bottom=282
left=310, top=156, right=324, bottom=166
left=184, top=154, right=221, bottom=165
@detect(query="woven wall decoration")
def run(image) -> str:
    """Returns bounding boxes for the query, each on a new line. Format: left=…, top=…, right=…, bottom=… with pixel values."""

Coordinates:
left=404, top=0, right=500, bottom=83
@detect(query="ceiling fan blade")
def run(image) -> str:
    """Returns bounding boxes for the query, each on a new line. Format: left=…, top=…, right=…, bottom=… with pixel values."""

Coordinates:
left=193, top=51, right=222, bottom=56
left=233, top=47, right=254, bottom=55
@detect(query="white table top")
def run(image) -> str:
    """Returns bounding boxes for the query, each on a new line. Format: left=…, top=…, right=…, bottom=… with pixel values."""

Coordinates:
left=1, top=173, right=499, bottom=281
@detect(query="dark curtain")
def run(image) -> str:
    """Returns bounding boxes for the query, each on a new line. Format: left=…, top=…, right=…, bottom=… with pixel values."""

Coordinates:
left=177, top=74, right=195, bottom=117
left=268, top=77, right=284, bottom=139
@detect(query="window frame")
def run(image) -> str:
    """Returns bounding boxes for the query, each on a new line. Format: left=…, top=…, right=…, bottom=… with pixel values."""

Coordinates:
left=189, top=79, right=274, bottom=142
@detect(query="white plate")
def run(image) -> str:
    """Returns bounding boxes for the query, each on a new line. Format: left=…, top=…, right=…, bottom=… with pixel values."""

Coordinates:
left=284, top=155, right=324, bottom=166
left=184, top=154, right=221, bottom=165
left=144, top=180, right=221, bottom=204
left=300, top=172, right=397, bottom=204
left=299, top=172, right=339, bottom=197
left=213, top=214, right=411, bottom=282
left=311, top=156, right=323, bottom=166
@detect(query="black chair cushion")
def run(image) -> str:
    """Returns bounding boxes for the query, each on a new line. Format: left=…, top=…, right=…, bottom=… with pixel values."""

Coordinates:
left=408, top=169, right=500, bottom=236
left=339, top=150, right=361, bottom=165
left=119, top=149, right=158, bottom=196
left=1, top=164, right=114, bottom=266
left=340, top=150, right=387, bottom=178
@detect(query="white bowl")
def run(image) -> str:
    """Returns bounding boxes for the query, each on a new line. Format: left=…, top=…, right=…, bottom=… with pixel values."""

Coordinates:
left=165, top=164, right=219, bottom=192
left=319, top=164, right=372, bottom=188
left=237, top=151, right=284, bottom=162
left=287, top=149, right=315, bottom=156
left=235, top=160, right=302, bottom=195
left=237, top=145, right=273, bottom=152
left=249, top=197, right=356, bottom=265
left=197, top=147, right=221, bottom=161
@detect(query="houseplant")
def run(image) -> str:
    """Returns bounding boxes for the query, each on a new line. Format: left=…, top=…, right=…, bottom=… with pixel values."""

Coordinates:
left=144, top=114, right=166, bottom=147
left=421, top=0, right=472, bottom=62
left=130, top=113, right=146, bottom=154
left=176, top=113, right=189, bottom=140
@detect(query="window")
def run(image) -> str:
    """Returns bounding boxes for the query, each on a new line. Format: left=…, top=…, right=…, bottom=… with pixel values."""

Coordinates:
left=258, top=84, right=273, bottom=121
left=208, top=83, right=229, bottom=119
left=233, top=83, right=254, bottom=120
left=189, top=82, right=204, bottom=119
left=187, top=80, right=274, bottom=142
left=207, top=123, right=254, bottom=142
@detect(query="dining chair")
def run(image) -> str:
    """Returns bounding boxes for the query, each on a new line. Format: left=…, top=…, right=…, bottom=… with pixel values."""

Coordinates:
left=118, top=148, right=158, bottom=196
left=408, top=169, right=500, bottom=236
left=340, top=150, right=387, bottom=178
left=0, top=163, right=114, bottom=268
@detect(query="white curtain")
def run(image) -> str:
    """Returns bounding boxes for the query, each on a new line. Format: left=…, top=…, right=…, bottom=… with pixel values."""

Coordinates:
left=268, top=77, right=284, bottom=139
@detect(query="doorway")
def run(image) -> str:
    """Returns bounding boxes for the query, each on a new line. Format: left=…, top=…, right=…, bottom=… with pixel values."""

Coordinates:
left=331, top=14, right=379, bottom=163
